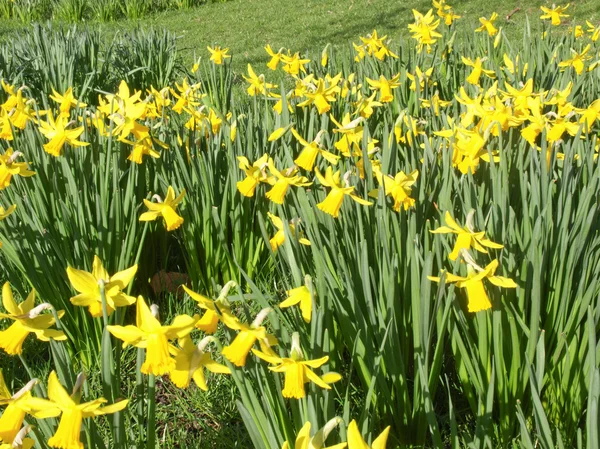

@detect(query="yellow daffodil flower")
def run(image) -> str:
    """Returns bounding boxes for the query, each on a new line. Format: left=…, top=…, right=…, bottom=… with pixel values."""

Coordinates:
left=243, top=64, right=277, bottom=96
left=347, top=420, right=391, bottom=449
left=266, top=161, right=312, bottom=205
left=265, top=45, right=284, bottom=70
left=267, top=212, right=311, bottom=251
left=408, top=9, right=443, bottom=53
left=0, top=283, right=66, bottom=355
left=370, top=167, right=419, bottom=212
left=586, top=20, right=600, bottom=41
left=182, top=282, right=234, bottom=333
left=282, top=417, right=346, bottom=449
left=430, top=211, right=503, bottom=261
left=540, top=3, right=569, bottom=26
left=298, top=77, right=340, bottom=115
left=140, top=186, right=186, bottom=231
left=0, top=149, right=35, bottom=190
left=475, top=12, right=499, bottom=36
left=221, top=307, right=277, bottom=367
left=124, top=134, right=166, bottom=164
left=108, top=296, right=198, bottom=375
left=49, top=88, right=86, bottom=118
left=315, top=167, right=372, bottom=218
left=365, top=74, right=401, bottom=103
left=0, top=425, right=34, bottom=449
left=281, top=52, right=311, bottom=76
left=33, top=371, right=128, bottom=449
left=252, top=333, right=341, bottom=399
left=38, top=110, right=89, bottom=157
left=207, top=45, right=231, bottom=65
left=558, top=44, right=592, bottom=75
left=291, top=128, right=340, bottom=171
left=66, top=255, right=137, bottom=318
left=429, top=257, right=517, bottom=312
left=170, top=335, right=230, bottom=390
left=462, top=57, right=496, bottom=86
left=354, top=91, right=382, bottom=118
left=236, top=154, right=274, bottom=197
left=279, top=276, right=313, bottom=323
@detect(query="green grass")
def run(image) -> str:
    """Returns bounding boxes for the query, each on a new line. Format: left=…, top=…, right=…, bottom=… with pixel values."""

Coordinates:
left=2, top=0, right=600, bottom=71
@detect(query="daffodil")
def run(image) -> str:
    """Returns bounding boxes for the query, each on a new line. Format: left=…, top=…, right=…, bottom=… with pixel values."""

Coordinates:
left=0, top=374, right=55, bottom=443
left=236, top=154, right=274, bottom=197
left=408, top=9, right=443, bottom=53
left=281, top=52, right=311, bottom=76
left=38, top=110, right=89, bottom=157
left=365, top=74, right=401, bottom=103
left=170, top=335, right=230, bottom=390
left=0, top=425, right=34, bottom=449
left=462, top=57, right=496, bottom=86
left=540, top=3, right=570, bottom=25
left=315, top=167, right=372, bottom=218
left=108, top=296, right=198, bottom=375
left=243, top=64, right=277, bottom=96
left=354, top=92, right=382, bottom=118
left=279, top=276, right=313, bottom=323
left=33, top=371, right=128, bottom=449
left=265, top=45, right=284, bottom=70
left=282, top=417, right=346, bottom=449
left=124, top=134, right=165, bottom=164
left=347, top=420, right=391, bottom=449
left=66, top=255, right=138, bottom=318
left=586, top=20, right=600, bottom=41
left=266, top=162, right=312, bottom=204
left=0, top=149, right=35, bottom=190
left=49, top=88, right=86, bottom=117
left=221, top=308, right=277, bottom=367
left=430, top=211, right=503, bottom=261
left=182, top=282, right=234, bottom=333
left=428, top=256, right=517, bottom=312
left=558, top=44, right=592, bottom=75
left=298, top=77, right=340, bottom=115
left=0, top=283, right=66, bottom=355
left=207, top=45, right=231, bottom=65
left=140, top=186, right=186, bottom=231
left=370, top=167, right=419, bottom=212
left=252, top=333, right=341, bottom=399
left=330, top=114, right=377, bottom=157
left=268, top=212, right=311, bottom=251
left=475, top=13, right=499, bottom=36
left=291, top=128, right=340, bottom=170
left=99, top=81, right=148, bottom=141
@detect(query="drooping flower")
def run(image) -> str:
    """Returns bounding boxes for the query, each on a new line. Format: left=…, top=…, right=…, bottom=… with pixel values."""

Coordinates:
left=0, top=149, right=35, bottom=190
left=38, top=110, right=89, bottom=157
left=0, top=283, right=66, bottom=356
left=428, top=257, right=517, bottom=313
left=265, top=45, right=284, bottom=70
left=243, top=64, right=277, bottom=96
left=315, top=167, right=372, bottom=218
left=370, top=167, right=419, bottom=212
left=170, top=335, right=231, bottom=390
left=252, top=333, right=341, bottom=399
left=140, top=186, right=186, bottom=231
left=430, top=211, right=503, bottom=261
left=462, top=57, right=496, bottom=86
left=108, top=296, right=198, bottom=375
left=347, top=420, right=391, bottom=449
left=558, top=44, right=592, bottom=75
left=236, top=154, right=274, bottom=197
left=0, top=425, right=34, bottom=449
left=221, top=308, right=277, bottom=367
left=268, top=212, right=311, bottom=251
left=365, top=74, right=401, bottom=103
left=49, top=88, right=86, bottom=118
left=182, top=281, right=234, bottom=333
left=266, top=162, right=312, bottom=205
left=279, top=276, right=313, bottom=323
left=291, top=129, right=340, bottom=171
left=66, top=255, right=138, bottom=318
left=475, top=13, right=499, bottom=36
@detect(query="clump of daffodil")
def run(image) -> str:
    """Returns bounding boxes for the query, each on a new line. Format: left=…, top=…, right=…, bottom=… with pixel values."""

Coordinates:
left=253, top=333, right=341, bottom=399
left=0, top=373, right=54, bottom=443
left=370, top=167, right=419, bottom=212
left=428, top=252, right=517, bottom=313
left=430, top=211, right=503, bottom=261
left=315, top=167, right=372, bottom=218
left=32, top=372, right=128, bottom=449
left=170, top=335, right=231, bottom=390
left=268, top=212, right=311, bottom=251
left=0, top=149, right=35, bottom=190
left=140, top=186, right=186, bottom=231
left=347, top=419, right=391, bottom=449
left=282, top=417, right=347, bottom=449
left=540, top=3, right=570, bottom=25
left=0, top=283, right=66, bottom=356
left=236, top=154, right=274, bottom=197
left=221, top=308, right=278, bottom=367
left=291, top=129, right=340, bottom=171
left=353, top=30, right=398, bottom=61
left=108, top=296, right=198, bottom=375
left=279, top=275, right=314, bottom=323
left=207, top=45, right=230, bottom=65
left=182, top=281, right=235, bottom=333
left=475, top=12, right=499, bottom=36
left=66, top=255, right=137, bottom=318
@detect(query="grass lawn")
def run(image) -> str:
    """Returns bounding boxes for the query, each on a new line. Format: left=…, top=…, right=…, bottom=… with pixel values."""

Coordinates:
left=2, top=0, right=600, bottom=72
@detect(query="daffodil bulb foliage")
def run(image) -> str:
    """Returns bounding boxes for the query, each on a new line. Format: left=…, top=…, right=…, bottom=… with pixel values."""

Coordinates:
left=252, top=333, right=341, bottom=399
left=0, top=282, right=66, bottom=355
left=66, top=255, right=138, bottom=318
left=27, top=372, right=128, bottom=449
left=428, top=251, right=517, bottom=312
left=282, top=417, right=347, bottom=449
left=347, top=420, right=391, bottom=449
left=139, top=186, right=186, bottom=231
left=430, top=210, right=503, bottom=261
left=221, top=307, right=278, bottom=367
left=170, top=335, right=231, bottom=390
left=107, top=296, right=199, bottom=375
